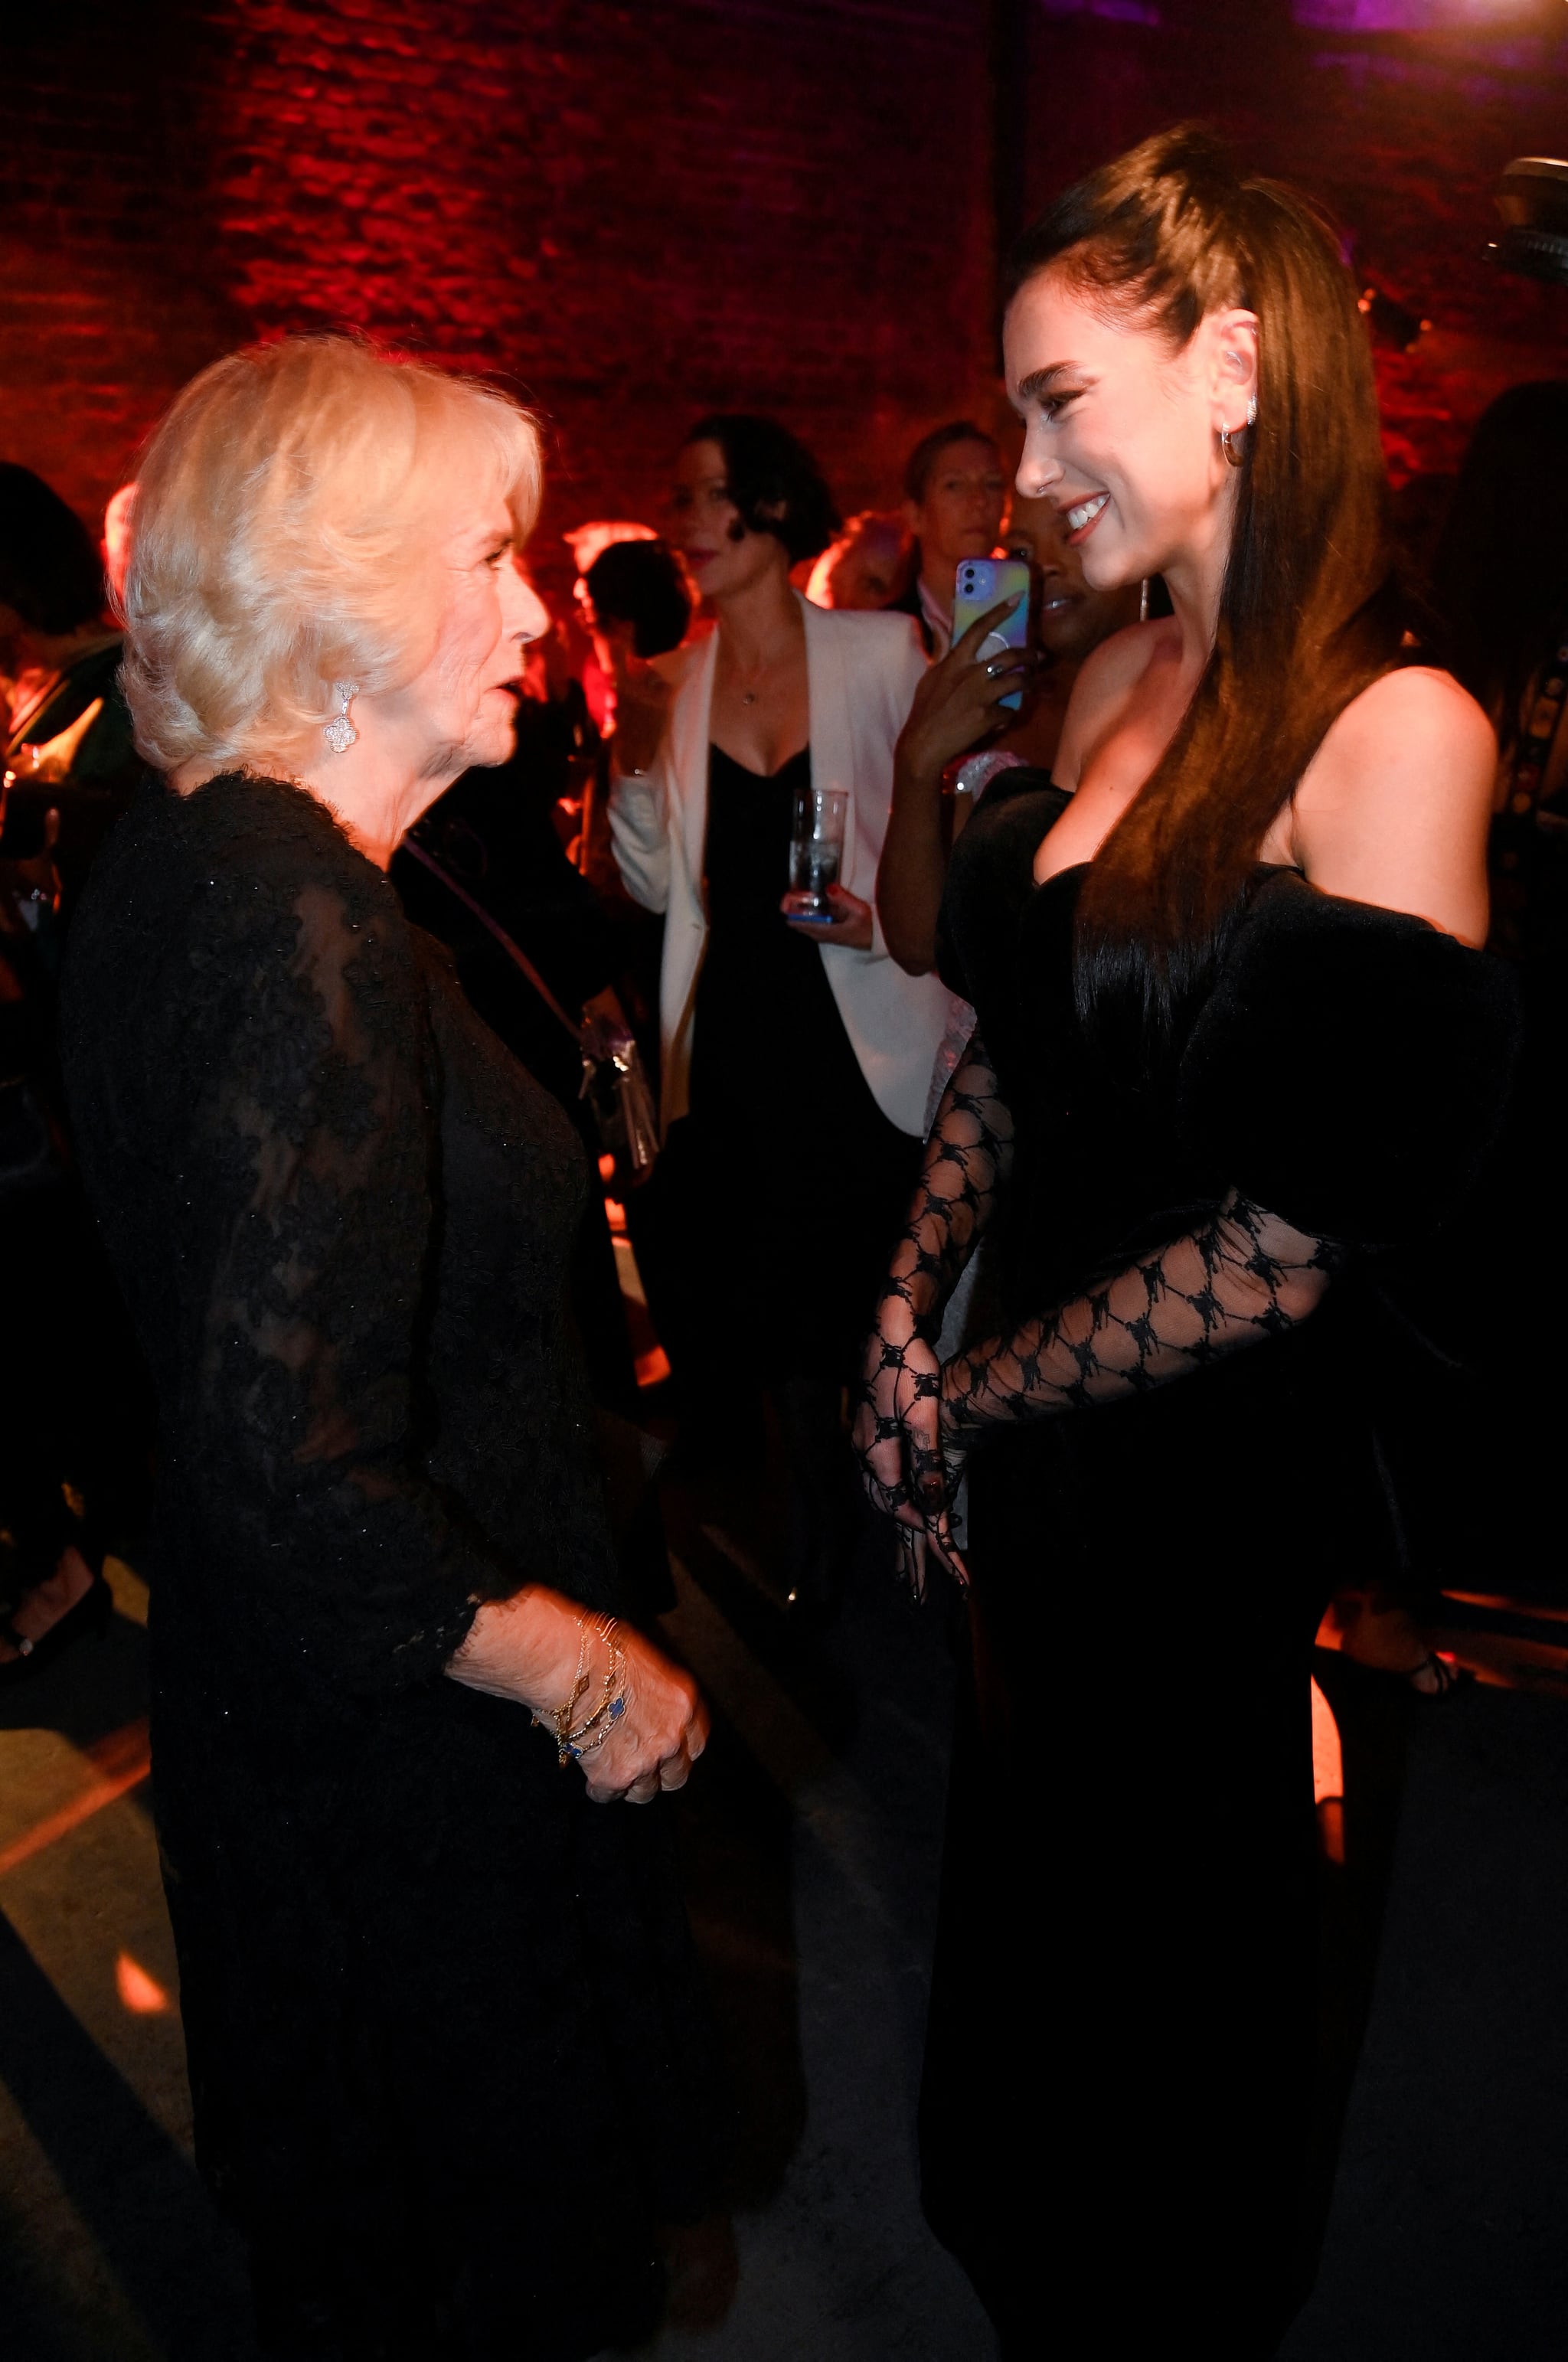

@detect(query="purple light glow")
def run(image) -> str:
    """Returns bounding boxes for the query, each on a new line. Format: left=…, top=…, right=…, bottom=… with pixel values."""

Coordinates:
left=1293, top=0, right=1539, bottom=24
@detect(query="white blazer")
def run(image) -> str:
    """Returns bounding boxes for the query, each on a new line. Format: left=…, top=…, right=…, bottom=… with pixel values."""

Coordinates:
left=609, top=593, right=954, bottom=1137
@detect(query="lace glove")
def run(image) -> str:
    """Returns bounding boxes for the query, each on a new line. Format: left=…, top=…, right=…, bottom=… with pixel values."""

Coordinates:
left=853, top=1033, right=1014, bottom=1589
left=939, top=1192, right=1342, bottom=1495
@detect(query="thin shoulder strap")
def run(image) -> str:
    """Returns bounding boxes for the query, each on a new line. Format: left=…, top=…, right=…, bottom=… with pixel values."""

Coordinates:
left=400, top=835, right=583, bottom=1046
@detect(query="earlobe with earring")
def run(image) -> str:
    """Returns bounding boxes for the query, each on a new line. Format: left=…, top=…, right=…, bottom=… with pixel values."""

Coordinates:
left=1219, top=395, right=1259, bottom=469
left=324, top=680, right=360, bottom=754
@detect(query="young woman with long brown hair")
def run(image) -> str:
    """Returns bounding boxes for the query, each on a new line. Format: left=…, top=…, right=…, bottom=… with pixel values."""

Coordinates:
left=857, top=129, right=1516, bottom=2355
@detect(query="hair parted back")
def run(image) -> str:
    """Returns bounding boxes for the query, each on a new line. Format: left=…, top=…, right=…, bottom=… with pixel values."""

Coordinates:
left=684, top=413, right=840, bottom=565
left=1006, top=126, right=1401, bottom=1060
left=122, top=335, right=541, bottom=773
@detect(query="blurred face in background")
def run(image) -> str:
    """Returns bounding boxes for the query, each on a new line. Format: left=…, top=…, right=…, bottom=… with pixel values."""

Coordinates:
left=1004, top=489, right=1142, bottom=662
left=668, top=438, right=787, bottom=603
left=818, top=513, right=909, bottom=611
left=905, top=438, right=1007, bottom=586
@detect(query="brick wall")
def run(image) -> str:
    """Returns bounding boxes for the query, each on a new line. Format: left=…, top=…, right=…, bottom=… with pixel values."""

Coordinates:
left=7, top=0, right=1568, bottom=588
left=1025, top=2, right=1568, bottom=482
left=3, top=0, right=997, bottom=596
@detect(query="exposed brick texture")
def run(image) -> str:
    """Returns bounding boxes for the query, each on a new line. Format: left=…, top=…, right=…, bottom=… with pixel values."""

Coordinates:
left=1024, top=2, right=1568, bottom=484
left=7, top=0, right=1568, bottom=590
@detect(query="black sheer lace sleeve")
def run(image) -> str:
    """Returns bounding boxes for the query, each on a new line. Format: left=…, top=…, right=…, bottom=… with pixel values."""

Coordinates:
left=185, top=858, right=521, bottom=1699
left=852, top=1031, right=1014, bottom=1536
left=941, top=1192, right=1341, bottom=1452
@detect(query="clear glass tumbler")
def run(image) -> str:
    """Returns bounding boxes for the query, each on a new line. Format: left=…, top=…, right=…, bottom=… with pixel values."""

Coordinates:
left=787, top=786, right=849, bottom=918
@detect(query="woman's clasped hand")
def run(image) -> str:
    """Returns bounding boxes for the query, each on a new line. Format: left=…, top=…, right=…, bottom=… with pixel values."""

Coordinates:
left=575, top=1623, right=709, bottom=1804
left=449, top=1588, right=709, bottom=1805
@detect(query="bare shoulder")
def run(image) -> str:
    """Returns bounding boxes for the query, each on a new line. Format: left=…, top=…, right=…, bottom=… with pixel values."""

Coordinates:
left=1320, top=664, right=1494, bottom=774
left=1295, top=666, right=1497, bottom=944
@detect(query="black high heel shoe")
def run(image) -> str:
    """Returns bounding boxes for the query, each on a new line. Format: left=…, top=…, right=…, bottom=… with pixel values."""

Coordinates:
left=0, top=1568, right=113, bottom=1686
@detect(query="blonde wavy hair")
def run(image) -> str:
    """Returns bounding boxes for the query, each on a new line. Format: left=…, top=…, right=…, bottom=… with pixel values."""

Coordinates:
left=121, top=335, right=542, bottom=773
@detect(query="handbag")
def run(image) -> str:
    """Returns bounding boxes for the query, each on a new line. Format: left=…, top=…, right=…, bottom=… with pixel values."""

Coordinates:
left=400, top=837, right=659, bottom=1181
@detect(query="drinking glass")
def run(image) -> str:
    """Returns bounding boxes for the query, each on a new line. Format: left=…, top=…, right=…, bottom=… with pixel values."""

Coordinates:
left=788, top=786, right=848, bottom=918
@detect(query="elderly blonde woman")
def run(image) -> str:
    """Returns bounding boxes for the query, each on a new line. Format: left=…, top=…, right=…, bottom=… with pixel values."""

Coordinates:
left=60, top=338, right=716, bottom=2360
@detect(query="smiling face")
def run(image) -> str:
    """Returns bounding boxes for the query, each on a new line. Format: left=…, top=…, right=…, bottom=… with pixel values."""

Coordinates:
left=668, top=437, right=789, bottom=604
left=1003, top=489, right=1138, bottom=661
left=373, top=489, right=547, bottom=780
left=1003, top=270, right=1256, bottom=597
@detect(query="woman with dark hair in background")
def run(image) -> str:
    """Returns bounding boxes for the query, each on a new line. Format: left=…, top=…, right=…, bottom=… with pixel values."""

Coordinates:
left=856, top=129, right=1514, bottom=2353
left=578, top=535, right=694, bottom=897
left=610, top=414, right=952, bottom=1604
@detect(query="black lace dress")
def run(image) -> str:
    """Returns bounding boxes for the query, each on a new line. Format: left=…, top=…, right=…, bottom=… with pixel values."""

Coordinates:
left=60, top=773, right=717, bottom=2359
left=903, top=785, right=1518, bottom=2357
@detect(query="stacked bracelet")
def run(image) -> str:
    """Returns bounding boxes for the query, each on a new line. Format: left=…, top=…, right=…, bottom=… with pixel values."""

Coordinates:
left=536, top=1612, right=629, bottom=1769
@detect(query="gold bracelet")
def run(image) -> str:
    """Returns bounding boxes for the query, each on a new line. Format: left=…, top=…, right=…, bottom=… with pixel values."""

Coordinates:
left=537, top=1614, right=626, bottom=1768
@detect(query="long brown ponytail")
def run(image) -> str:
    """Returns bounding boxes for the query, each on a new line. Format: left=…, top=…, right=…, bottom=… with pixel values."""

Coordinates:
left=1005, top=127, right=1402, bottom=1063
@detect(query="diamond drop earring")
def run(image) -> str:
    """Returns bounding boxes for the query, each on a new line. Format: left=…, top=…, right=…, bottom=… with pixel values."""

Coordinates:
left=323, top=680, right=360, bottom=755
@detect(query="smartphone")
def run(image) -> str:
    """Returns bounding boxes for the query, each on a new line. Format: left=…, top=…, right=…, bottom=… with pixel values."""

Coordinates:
left=952, top=557, right=1031, bottom=711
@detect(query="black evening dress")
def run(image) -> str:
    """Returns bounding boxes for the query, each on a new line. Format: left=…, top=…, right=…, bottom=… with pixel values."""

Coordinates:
left=920, top=783, right=1518, bottom=2359
left=60, top=773, right=717, bottom=2360
left=643, top=743, right=916, bottom=1404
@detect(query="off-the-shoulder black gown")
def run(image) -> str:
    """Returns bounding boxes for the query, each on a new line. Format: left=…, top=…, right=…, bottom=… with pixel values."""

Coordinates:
left=60, top=774, right=717, bottom=2359
left=923, top=782, right=1517, bottom=2358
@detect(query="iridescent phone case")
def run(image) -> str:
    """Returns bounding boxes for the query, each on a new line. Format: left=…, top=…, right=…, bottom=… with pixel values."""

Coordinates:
left=952, top=557, right=1031, bottom=711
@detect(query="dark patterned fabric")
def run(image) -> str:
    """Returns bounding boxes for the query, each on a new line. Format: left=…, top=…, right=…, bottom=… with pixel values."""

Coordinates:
left=60, top=772, right=716, bottom=2360
left=872, top=799, right=1519, bottom=2358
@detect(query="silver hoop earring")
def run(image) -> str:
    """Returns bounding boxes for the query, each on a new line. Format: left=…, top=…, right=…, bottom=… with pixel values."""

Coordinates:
left=324, top=680, right=360, bottom=755
left=1138, top=577, right=1150, bottom=625
left=1220, top=397, right=1259, bottom=469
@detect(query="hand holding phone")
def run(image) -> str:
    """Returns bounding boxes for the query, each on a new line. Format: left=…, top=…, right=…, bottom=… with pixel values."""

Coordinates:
left=951, top=558, right=1032, bottom=711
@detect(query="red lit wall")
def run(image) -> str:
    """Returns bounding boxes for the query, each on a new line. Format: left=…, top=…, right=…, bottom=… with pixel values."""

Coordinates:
left=2, top=1, right=995, bottom=594
left=7, top=1, right=1568, bottom=582
left=1024, top=5, right=1568, bottom=486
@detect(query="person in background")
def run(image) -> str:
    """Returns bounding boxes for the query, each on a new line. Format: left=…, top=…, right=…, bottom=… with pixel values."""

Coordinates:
left=390, top=569, right=642, bottom=1417
left=61, top=335, right=717, bottom=2357
left=2, top=466, right=142, bottom=910
left=887, top=421, right=1007, bottom=655
left=2, top=466, right=150, bottom=1684
left=994, top=488, right=1145, bottom=772
left=877, top=487, right=1145, bottom=979
left=584, top=538, right=694, bottom=685
left=102, top=482, right=138, bottom=608
left=577, top=537, right=696, bottom=1060
left=805, top=510, right=911, bottom=611
left=609, top=413, right=953, bottom=1606
left=565, top=518, right=660, bottom=734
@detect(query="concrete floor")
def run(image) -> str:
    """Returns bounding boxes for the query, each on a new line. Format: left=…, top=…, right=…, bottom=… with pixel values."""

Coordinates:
left=3, top=1531, right=1567, bottom=2359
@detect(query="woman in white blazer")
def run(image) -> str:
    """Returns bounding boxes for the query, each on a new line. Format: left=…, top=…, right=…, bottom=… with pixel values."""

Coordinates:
left=609, top=416, right=952, bottom=1602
